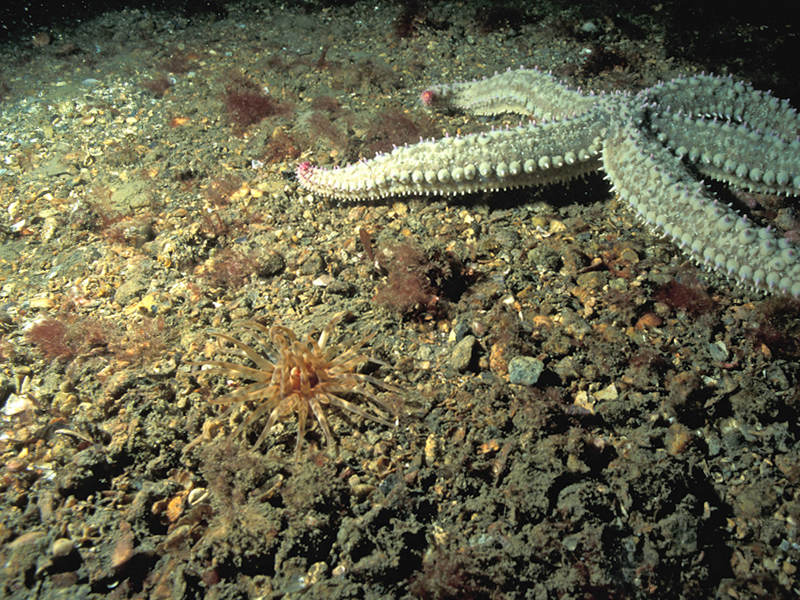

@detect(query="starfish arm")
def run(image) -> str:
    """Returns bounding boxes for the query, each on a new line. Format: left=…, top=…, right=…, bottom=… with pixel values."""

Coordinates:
left=297, top=104, right=609, bottom=200
left=420, top=68, right=600, bottom=120
left=603, top=118, right=800, bottom=296
left=650, top=110, right=800, bottom=195
left=643, top=74, right=800, bottom=139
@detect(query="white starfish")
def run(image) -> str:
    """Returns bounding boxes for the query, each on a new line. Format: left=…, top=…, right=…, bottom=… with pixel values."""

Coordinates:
left=297, top=69, right=800, bottom=296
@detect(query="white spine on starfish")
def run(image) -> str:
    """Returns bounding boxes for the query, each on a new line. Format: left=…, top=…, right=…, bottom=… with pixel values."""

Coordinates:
left=297, top=103, right=609, bottom=200
left=603, top=111, right=800, bottom=297
left=420, top=67, right=600, bottom=120
left=644, top=74, right=800, bottom=137
left=642, top=86, right=800, bottom=196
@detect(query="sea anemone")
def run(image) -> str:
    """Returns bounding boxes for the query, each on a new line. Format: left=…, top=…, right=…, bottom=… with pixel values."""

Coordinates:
left=189, top=313, right=401, bottom=459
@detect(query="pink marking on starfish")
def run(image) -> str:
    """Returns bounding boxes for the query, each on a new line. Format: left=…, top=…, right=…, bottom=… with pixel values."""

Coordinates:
left=296, top=161, right=315, bottom=183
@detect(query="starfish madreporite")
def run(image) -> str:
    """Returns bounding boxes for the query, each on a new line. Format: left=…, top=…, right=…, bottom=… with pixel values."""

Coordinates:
left=296, top=68, right=800, bottom=296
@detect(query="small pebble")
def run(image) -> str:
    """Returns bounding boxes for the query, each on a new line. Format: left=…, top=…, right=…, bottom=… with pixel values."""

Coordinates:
left=508, top=356, right=544, bottom=385
left=708, top=340, right=728, bottom=362
left=449, top=335, right=478, bottom=372
left=594, top=383, right=618, bottom=401
left=51, top=538, right=74, bottom=558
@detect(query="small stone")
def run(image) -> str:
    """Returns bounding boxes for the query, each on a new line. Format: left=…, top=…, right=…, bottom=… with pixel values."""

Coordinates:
left=553, top=356, right=580, bottom=381
left=300, top=252, right=325, bottom=275
left=326, top=279, right=356, bottom=296
left=51, top=391, right=78, bottom=415
left=111, top=528, right=135, bottom=569
left=449, top=319, right=471, bottom=343
left=257, top=251, right=285, bottom=277
left=562, top=533, right=581, bottom=551
left=424, top=434, right=437, bottom=466
left=351, top=483, right=376, bottom=499
left=707, top=340, right=728, bottom=362
left=566, top=454, right=589, bottom=473
left=449, top=335, right=478, bottom=372
left=635, top=312, right=662, bottom=330
left=114, top=278, right=147, bottom=306
left=594, top=383, right=618, bottom=401
left=146, top=357, right=177, bottom=378
left=576, top=271, right=605, bottom=289
left=508, top=356, right=544, bottom=385
left=666, top=423, right=693, bottom=455
left=29, top=295, right=55, bottom=308
left=3, top=393, right=35, bottom=416
left=51, top=538, right=74, bottom=558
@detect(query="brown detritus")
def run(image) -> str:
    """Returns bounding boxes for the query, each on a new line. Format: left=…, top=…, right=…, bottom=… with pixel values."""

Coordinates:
left=262, top=127, right=301, bottom=163
left=578, top=44, right=631, bottom=77
left=359, top=228, right=375, bottom=264
left=160, top=50, right=197, bottom=74
left=314, top=45, right=330, bottom=70
left=0, top=336, right=15, bottom=362
left=53, top=42, right=81, bottom=58
left=749, top=297, right=800, bottom=358
left=140, top=76, right=172, bottom=98
left=187, top=443, right=280, bottom=577
left=304, top=111, right=350, bottom=156
left=374, top=242, right=469, bottom=319
left=104, top=216, right=154, bottom=247
left=139, top=50, right=196, bottom=99
left=663, top=369, right=709, bottom=426
left=310, top=95, right=341, bottom=114
left=107, top=316, right=169, bottom=366
left=26, top=318, right=72, bottom=359
left=223, top=78, right=292, bottom=132
left=377, top=266, right=439, bottom=317
left=664, top=366, right=698, bottom=405
left=203, top=175, right=242, bottom=208
left=104, top=141, right=140, bottom=167
left=408, top=544, right=493, bottom=599
left=196, top=203, right=267, bottom=243
left=0, top=79, right=11, bottom=101
left=483, top=303, right=527, bottom=367
left=78, top=185, right=155, bottom=247
left=26, top=314, right=111, bottom=361
left=200, top=568, right=220, bottom=588
left=364, top=109, right=437, bottom=156
left=174, top=168, right=198, bottom=191
left=653, top=279, right=715, bottom=316
left=265, top=53, right=288, bottom=72
left=626, top=348, right=669, bottom=391
left=629, top=347, right=668, bottom=370
left=26, top=307, right=168, bottom=366
left=393, top=0, right=426, bottom=39
left=198, top=247, right=261, bottom=289
left=198, top=211, right=229, bottom=239
left=330, top=57, right=401, bottom=94
left=599, top=244, right=639, bottom=280
left=86, top=200, right=155, bottom=248
left=634, top=312, right=662, bottom=330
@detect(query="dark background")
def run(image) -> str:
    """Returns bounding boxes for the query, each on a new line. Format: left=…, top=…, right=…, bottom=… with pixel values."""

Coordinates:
left=2, top=0, right=799, bottom=98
